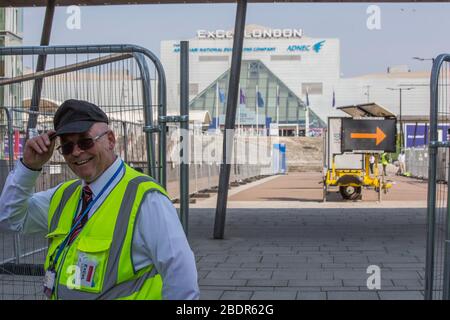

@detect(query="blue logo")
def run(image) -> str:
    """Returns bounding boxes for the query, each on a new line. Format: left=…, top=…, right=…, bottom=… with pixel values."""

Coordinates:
left=287, top=40, right=326, bottom=53
left=312, top=40, right=326, bottom=53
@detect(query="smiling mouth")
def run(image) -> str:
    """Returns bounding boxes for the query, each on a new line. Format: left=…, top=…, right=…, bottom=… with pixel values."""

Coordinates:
left=73, top=157, right=94, bottom=166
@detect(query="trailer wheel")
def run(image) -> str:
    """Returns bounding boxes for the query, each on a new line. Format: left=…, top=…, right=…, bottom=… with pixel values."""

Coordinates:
left=339, top=186, right=362, bottom=200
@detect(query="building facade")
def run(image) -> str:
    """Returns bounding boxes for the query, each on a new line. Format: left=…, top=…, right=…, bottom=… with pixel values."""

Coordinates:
left=161, top=25, right=430, bottom=137
left=0, top=7, right=23, bottom=107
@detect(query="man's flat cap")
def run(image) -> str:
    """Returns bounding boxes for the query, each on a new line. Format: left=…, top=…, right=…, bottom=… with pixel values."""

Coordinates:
left=54, top=99, right=109, bottom=136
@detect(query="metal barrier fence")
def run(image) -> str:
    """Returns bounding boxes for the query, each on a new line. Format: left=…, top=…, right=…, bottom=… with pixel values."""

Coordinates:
left=425, top=54, right=450, bottom=300
left=405, top=147, right=448, bottom=182
left=405, top=148, right=429, bottom=180
left=165, top=128, right=274, bottom=199
left=0, top=44, right=174, bottom=300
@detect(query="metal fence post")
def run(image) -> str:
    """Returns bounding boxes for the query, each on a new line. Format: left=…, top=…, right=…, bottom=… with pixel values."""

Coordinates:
left=180, top=41, right=190, bottom=236
left=425, top=54, right=443, bottom=300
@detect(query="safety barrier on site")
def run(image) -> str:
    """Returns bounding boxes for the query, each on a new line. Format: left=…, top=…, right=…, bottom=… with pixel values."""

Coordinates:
left=405, top=147, right=449, bottom=183
left=425, top=54, right=450, bottom=300
left=165, top=128, right=275, bottom=200
left=0, top=44, right=174, bottom=300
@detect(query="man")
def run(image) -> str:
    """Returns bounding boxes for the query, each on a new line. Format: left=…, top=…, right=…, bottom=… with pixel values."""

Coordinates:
left=0, top=99, right=199, bottom=300
left=369, top=154, right=375, bottom=175
left=381, top=152, right=389, bottom=176
left=398, top=151, right=406, bottom=175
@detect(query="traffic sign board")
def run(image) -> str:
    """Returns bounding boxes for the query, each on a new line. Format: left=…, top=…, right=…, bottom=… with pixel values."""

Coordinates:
left=341, top=118, right=396, bottom=152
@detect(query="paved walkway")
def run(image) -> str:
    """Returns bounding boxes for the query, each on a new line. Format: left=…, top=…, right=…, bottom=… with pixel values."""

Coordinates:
left=190, top=207, right=426, bottom=300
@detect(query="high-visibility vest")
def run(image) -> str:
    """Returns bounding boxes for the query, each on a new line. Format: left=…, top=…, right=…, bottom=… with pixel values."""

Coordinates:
left=381, top=153, right=389, bottom=165
left=44, top=164, right=169, bottom=300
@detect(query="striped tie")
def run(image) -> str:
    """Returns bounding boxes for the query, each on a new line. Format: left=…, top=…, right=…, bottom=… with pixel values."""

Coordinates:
left=68, top=185, right=93, bottom=245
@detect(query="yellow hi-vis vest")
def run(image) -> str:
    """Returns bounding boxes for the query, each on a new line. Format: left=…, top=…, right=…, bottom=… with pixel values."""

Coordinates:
left=44, top=164, right=170, bottom=300
left=381, top=153, right=389, bottom=165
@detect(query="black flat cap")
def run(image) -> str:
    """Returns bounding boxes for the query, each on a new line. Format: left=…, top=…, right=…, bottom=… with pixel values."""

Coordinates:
left=54, top=99, right=109, bottom=136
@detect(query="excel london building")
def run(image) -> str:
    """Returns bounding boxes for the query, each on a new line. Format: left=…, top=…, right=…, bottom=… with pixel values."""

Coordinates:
left=162, top=24, right=429, bottom=140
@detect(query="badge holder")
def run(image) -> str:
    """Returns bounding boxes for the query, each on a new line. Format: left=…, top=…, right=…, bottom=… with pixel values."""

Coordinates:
left=43, top=268, right=56, bottom=298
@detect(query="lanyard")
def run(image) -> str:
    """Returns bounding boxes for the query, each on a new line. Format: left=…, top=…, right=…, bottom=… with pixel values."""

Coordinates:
left=50, top=160, right=125, bottom=269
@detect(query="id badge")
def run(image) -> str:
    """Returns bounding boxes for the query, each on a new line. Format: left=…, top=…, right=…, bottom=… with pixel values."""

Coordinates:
left=77, top=253, right=98, bottom=288
left=43, top=269, right=56, bottom=298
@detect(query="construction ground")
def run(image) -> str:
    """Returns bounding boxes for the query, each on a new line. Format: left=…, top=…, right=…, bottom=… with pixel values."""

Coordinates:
left=187, top=166, right=429, bottom=300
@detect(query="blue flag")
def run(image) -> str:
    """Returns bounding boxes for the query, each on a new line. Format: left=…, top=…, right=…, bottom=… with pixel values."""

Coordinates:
left=219, top=88, right=226, bottom=104
left=257, top=91, right=264, bottom=108
left=240, top=88, right=246, bottom=105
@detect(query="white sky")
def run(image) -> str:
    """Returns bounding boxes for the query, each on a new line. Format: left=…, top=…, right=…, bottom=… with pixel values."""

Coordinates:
left=22, top=3, right=450, bottom=77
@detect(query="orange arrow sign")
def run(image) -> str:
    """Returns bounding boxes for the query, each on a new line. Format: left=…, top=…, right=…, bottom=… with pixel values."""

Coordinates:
left=350, top=127, right=387, bottom=145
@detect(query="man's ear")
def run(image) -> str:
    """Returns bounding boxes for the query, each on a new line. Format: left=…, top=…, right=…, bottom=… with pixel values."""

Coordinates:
left=107, top=130, right=116, bottom=150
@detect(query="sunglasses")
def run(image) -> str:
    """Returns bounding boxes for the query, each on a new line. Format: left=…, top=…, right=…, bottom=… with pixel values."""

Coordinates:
left=57, top=131, right=109, bottom=155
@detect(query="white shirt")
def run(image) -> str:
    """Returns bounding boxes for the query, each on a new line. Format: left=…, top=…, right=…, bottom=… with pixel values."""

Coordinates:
left=398, top=154, right=406, bottom=163
left=0, top=157, right=199, bottom=300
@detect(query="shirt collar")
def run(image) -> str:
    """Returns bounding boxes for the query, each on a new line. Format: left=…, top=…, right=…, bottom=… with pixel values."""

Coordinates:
left=82, top=156, right=123, bottom=197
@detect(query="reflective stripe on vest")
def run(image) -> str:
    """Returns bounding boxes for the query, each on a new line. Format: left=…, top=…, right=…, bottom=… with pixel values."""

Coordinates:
left=49, top=180, right=82, bottom=234
left=45, top=165, right=169, bottom=300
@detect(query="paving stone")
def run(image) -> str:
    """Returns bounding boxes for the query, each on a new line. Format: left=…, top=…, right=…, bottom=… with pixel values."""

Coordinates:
left=392, top=279, right=423, bottom=287
left=233, top=271, right=273, bottom=280
left=251, top=291, right=297, bottom=300
left=200, top=255, right=228, bottom=263
left=199, top=279, right=247, bottom=286
left=327, top=291, right=380, bottom=300
left=262, top=256, right=308, bottom=263
left=246, top=280, right=288, bottom=287
left=227, top=256, right=263, bottom=263
left=205, top=271, right=234, bottom=280
left=321, top=286, right=360, bottom=291
left=333, top=271, right=368, bottom=280
left=220, top=291, right=254, bottom=300
left=343, top=279, right=394, bottom=288
left=200, top=290, right=224, bottom=300
left=271, top=270, right=307, bottom=280
left=382, top=271, right=421, bottom=280
left=296, top=292, right=327, bottom=300
left=241, top=262, right=278, bottom=268
left=378, top=291, right=424, bottom=300
left=289, top=279, right=343, bottom=287
left=306, top=272, right=334, bottom=280
left=197, top=270, right=210, bottom=279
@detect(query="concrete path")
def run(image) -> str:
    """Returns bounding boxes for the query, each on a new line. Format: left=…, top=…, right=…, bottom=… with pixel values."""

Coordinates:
left=190, top=207, right=426, bottom=300
left=189, top=172, right=429, bottom=300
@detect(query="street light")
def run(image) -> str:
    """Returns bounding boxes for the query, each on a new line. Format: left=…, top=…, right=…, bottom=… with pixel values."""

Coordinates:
left=412, top=57, right=435, bottom=62
left=387, top=87, right=415, bottom=149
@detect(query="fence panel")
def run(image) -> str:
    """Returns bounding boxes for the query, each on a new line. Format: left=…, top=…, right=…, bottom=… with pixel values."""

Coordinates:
left=425, top=55, right=450, bottom=300
left=0, top=45, right=166, bottom=300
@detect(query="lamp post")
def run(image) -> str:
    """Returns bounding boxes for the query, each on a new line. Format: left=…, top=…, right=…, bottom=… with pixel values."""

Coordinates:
left=387, top=87, right=414, bottom=149
left=412, top=57, right=435, bottom=63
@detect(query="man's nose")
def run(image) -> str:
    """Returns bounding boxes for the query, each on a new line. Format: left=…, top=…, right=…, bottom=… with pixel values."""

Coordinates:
left=71, top=143, right=84, bottom=157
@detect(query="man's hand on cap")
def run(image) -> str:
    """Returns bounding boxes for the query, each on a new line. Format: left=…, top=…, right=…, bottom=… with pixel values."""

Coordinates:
left=23, top=130, right=56, bottom=171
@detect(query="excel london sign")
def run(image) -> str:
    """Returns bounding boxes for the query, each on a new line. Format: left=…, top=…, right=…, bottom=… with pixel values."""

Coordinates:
left=197, top=28, right=303, bottom=39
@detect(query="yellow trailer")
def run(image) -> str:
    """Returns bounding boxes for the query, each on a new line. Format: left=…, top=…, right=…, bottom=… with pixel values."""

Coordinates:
left=324, top=153, right=392, bottom=200
left=323, top=103, right=396, bottom=201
